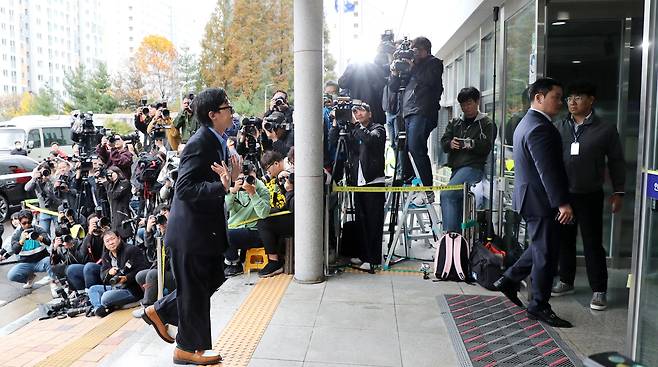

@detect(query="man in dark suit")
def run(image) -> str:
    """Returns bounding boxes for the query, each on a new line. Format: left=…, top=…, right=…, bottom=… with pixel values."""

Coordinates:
left=140, top=88, right=236, bottom=365
left=494, top=78, right=575, bottom=328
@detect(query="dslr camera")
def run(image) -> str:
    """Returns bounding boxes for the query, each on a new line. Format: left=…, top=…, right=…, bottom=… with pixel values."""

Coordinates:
left=23, top=228, right=40, bottom=241
left=109, top=261, right=133, bottom=287
left=140, top=97, right=150, bottom=115
left=240, top=160, right=257, bottom=186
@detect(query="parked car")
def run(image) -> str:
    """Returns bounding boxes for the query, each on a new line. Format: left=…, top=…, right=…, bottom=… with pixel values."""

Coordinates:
left=0, top=155, right=38, bottom=221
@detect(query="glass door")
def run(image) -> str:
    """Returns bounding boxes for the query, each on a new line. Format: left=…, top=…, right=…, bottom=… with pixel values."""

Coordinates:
left=631, top=0, right=658, bottom=363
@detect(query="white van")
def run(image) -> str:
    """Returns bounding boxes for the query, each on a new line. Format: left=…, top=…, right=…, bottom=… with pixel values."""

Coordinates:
left=0, top=115, right=106, bottom=161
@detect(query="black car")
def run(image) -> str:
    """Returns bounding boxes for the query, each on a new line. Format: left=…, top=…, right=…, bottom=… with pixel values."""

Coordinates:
left=0, top=155, right=38, bottom=221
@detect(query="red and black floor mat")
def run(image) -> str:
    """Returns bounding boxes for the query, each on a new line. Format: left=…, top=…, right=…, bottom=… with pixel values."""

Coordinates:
left=438, top=294, right=581, bottom=367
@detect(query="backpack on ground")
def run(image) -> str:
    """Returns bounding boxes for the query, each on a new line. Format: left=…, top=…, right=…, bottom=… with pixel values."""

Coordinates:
left=434, top=232, right=471, bottom=281
left=470, top=241, right=506, bottom=290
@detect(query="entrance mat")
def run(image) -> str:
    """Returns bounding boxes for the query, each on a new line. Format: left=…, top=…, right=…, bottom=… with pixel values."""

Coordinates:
left=438, top=294, right=581, bottom=367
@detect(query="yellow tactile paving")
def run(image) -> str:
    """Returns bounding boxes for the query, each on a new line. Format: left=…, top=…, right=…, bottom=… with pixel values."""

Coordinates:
left=33, top=309, right=133, bottom=367
left=212, top=274, right=292, bottom=367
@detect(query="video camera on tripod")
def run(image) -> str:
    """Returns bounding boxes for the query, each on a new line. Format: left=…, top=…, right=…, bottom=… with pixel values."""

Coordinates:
left=263, top=111, right=292, bottom=132
left=390, top=37, right=415, bottom=84
left=333, top=96, right=353, bottom=130
left=71, top=112, right=102, bottom=172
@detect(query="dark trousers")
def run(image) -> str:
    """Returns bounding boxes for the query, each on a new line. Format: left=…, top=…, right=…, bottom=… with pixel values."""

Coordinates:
left=354, top=191, right=386, bottom=265
left=257, top=214, right=294, bottom=256
left=224, top=228, right=264, bottom=262
left=154, top=248, right=225, bottom=351
left=558, top=191, right=607, bottom=292
left=404, top=114, right=437, bottom=186
left=504, top=215, right=559, bottom=313
left=135, top=268, right=176, bottom=306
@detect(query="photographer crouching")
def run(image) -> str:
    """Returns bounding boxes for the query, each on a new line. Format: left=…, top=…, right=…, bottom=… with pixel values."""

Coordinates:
left=65, top=214, right=107, bottom=293
left=257, top=151, right=295, bottom=277
left=329, top=101, right=386, bottom=272
left=88, top=230, right=147, bottom=317
left=7, top=210, right=54, bottom=289
left=223, top=160, right=270, bottom=277
left=134, top=205, right=176, bottom=306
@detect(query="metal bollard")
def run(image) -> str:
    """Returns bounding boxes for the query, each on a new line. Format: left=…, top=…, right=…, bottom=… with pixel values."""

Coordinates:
left=155, top=235, right=164, bottom=300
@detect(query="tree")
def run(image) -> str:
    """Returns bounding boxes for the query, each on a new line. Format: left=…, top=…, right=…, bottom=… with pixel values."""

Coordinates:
left=29, top=88, right=60, bottom=115
left=263, top=0, right=293, bottom=92
left=63, top=63, right=118, bottom=113
left=0, top=94, right=22, bottom=120
left=134, top=35, right=178, bottom=100
left=323, top=22, right=337, bottom=82
left=177, top=46, right=201, bottom=96
left=200, top=0, right=232, bottom=90
left=113, top=58, right=147, bottom=112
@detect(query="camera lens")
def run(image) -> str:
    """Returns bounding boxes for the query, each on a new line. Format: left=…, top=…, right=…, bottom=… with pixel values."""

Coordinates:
left=245, top=175, right=255, bottom=185
left=30, top=231, right=40, bottom=240
left=156, top=214, right=167, bottom=225
left=142, top=107, right=150, bottom=115
left=263, top=121, right=273, bottom=131
left=42, top=168, right=51, bottom=177
left=99, top=217, right=111, bottom=227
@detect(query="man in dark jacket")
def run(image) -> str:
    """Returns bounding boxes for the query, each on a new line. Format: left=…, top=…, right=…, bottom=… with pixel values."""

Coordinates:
left=65, top=214, right=106, bottom=291
left=101, top=166, right=133, bottom=240
left=329, top=101, right=386, bottom=271
left=440, top=87, right=496, bottom=232
left=551, top=82, right=625, bottom=312
left=387, top=36, right=443, bottom=193
left=494, top=78, right=575, bottom=328
left=141, top=88, right=233, bottom=365
left=262, top=90, right=294, bottom=156
left=88, top=230, right=147, bottom=317
left=10, top=141, right=28, bottom=155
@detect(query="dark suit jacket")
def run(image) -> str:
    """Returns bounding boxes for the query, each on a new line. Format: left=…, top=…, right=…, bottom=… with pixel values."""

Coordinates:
left=164, top=126, right=229, bottom=256
left=512, top=109, right=569, bottom=218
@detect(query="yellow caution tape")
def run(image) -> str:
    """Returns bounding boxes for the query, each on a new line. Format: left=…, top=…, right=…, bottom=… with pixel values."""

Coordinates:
left=332, top=184, right=463, bottom=193
left=23, top=199, right=59, bottom=216
left=228, top=210, right=292, bottom=229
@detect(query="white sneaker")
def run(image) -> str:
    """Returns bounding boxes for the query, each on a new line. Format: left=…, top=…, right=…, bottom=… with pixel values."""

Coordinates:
left=350, top=258, right=363, bottom=265
left=35, top=275, right=51, bottom=286
left=50, top=282, right=61, bottom=298
left=358, top=262, right=373, bottom=271
left=23, top=274, right=36, bottom=289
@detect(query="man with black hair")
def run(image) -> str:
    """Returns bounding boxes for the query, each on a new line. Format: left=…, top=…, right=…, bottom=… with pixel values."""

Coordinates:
left=174, top=93, right=199, bottom=143
left=440, top=87, right=495, bottom=233
left=551, top=81, right=625, bottom=312
left=387, top=36, right=444, bottom=198
left=141, top=88, right=234, bottom=365
left=494, top=77, right=574, bottom=328
left=65, top=214, right=106, bottom=292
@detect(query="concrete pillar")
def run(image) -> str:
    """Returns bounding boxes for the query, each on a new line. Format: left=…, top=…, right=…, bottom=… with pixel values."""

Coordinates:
left=293, top=0, right=325, bottom=283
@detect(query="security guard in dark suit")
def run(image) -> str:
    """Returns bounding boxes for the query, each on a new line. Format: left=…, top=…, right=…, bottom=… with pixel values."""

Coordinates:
left=494, top=78, right=575, bottom=328
left=140, top=88, right=236, bottom=365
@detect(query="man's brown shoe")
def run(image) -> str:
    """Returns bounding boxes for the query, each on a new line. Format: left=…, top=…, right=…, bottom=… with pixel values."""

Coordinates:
left=173, top=347, right=223, bottom=365
left=142, top=306, right=175, bottom=344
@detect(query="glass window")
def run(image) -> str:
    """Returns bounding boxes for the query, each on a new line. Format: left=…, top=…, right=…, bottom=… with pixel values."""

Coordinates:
left=444, top=64, right=454, bottom=101
left=0, top=162, right=12, bottom=175
left=481, top=34, right=494, bottom=91
left=455, top=57, right=465, bottom=94
left=42, top=127, right=67, bottom=146
left=466, top=47, right=479, bottom=88
left=27, top=129, right=41, bottom=148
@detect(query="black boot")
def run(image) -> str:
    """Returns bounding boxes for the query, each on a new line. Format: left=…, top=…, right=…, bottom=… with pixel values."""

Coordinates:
left=493, top=276, right=524, bottom=308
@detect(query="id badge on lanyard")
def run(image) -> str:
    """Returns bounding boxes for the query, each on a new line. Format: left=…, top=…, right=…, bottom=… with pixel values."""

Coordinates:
left=571, top=123, right=583, bottom=156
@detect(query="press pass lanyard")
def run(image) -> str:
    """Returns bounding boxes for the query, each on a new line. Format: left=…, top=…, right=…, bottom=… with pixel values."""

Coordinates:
left=570, top=114, right=588, bottom=156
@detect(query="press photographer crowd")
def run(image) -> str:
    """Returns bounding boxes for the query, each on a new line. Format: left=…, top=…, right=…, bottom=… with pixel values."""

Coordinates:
left=0, top=29, right=624, bottom=337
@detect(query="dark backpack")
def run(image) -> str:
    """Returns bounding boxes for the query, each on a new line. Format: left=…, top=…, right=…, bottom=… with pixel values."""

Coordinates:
left=470, top=241, right=506, bottom=290
left=434, top=232, right=471, bottom=281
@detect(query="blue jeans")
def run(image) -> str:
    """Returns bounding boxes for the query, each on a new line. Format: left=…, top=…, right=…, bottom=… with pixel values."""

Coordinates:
left=136, top=227, right=146, bottom=246
left=38, top=213, right=56, bottom=234
left=88, top=284, right=138, bottom=309
left=66, top=263, right=102, bottom=291
left=7, top=256, right=54, bottom=283
left=225, top=228, right=264, bottom=262
left=440, top=166, right=484, bottom=233
left=386, top=112, right=397, bottom=148
left=405, top=114, right=437, bottom=186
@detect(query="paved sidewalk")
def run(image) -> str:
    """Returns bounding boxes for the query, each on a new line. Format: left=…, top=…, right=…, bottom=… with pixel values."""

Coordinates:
left=0, top=265, right=628, bottom=366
